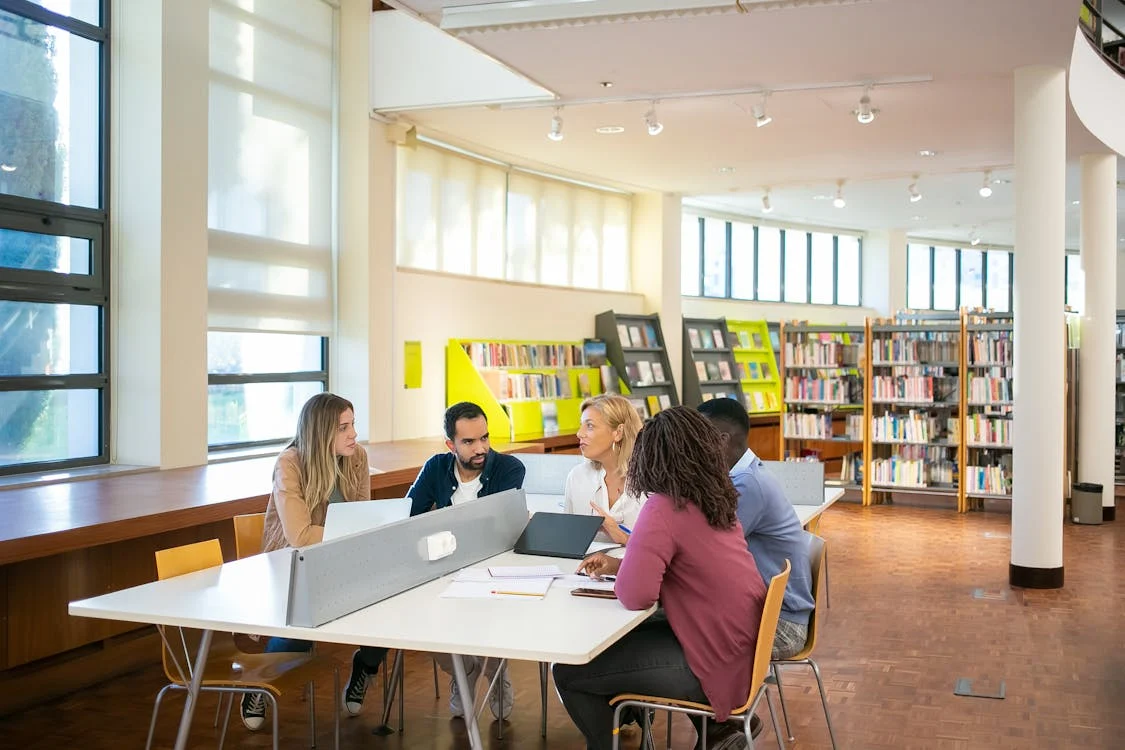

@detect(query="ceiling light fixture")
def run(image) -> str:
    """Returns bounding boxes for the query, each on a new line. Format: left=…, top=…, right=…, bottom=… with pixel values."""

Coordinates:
left=751, top=91, right=772, bottom=128
left=0, top=163, right=15, bottom=172
left=854, top=85, right=878, bottom=124
left=833, top=180, right=846, bottom=209
left=918, top=149, right=937, bottom=157
left=979, top=170, right=993, bottom=198
left=762, top=189, right=774, bottom=214
left=970, top=234, right=981, bottom=246
left=547, top=107, right=564, bottom=142
left=600, top=81, right=613, bottom=88
left=643, top=101, right=663, bottom=136
left=908, top=175, right=922, bottom=203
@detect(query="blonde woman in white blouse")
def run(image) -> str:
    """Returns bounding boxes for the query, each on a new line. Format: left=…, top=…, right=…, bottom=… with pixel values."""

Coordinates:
left=564, top=394, right=646, bottom=545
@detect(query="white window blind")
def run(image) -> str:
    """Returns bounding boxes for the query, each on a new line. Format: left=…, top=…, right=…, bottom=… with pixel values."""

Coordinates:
left=207, top=0, right=336, bottom=335
left=397, top=144, right=631, bottom=291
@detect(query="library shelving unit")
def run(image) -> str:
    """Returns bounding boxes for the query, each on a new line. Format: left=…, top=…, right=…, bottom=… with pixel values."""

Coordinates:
left=963, top=317, right=1014, bottom=509
left=446, top=339, right=603, bottom=442
left=778, top=322, right=867, bottom=497
left=726, top=319, right=782, bottom=415
left=866, top=320, right=966, bottom=510
left=681, top=317, right=747, bottom=409
left=1117, top=311, right=1125, bottom=485
left=595, top=310, right=679, bottom=419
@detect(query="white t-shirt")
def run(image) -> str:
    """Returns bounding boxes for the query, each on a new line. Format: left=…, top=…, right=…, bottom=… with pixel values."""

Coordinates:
left=451, top=473, right=483, bottom=506
left=563, top=460, right=647, bottom=537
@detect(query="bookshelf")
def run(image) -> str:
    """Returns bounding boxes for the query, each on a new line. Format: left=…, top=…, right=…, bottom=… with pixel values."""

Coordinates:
left=726, top=319, right=782, bottom=414
left=1117, top=311, right=1125, bottom=485
left=778, top=322, right=867, bottom=497
left=866, top=320, right=965, bottom=509
left=681, top=317, right=747, bottom=409
left=963, top=318, right=1014, bottom=508
left=446, top=339, right=603, bottom=442
left=595, top=310, right=679, bottom=420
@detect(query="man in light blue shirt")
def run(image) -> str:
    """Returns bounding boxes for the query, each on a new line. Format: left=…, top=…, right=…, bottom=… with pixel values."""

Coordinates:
left=699, top=398, right=815, bottom=658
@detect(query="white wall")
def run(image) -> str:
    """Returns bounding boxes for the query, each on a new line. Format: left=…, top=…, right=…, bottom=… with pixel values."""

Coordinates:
left=681, top=296, right=875, bottom=326
left=1070, top=27, right=1125, bottom=157
left=391, top=269, right=645, bottom=439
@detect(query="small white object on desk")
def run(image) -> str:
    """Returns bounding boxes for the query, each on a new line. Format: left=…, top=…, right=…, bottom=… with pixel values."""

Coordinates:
left=487, top=565, right=562, bottom=578
left=421, top=531, right=457, bottom=561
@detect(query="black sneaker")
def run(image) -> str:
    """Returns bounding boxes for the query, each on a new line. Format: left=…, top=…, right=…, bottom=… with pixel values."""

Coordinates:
left=343, top=649, right=370, bottom=716
left=241, top=692, right=266, bottom=731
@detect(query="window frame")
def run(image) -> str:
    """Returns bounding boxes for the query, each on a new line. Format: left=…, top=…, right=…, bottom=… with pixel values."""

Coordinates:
left=681, top=213, right=863, bottom=307
left=206, top=335, right=331, bottom=452
left=906, top=243, right=1016, bottom=313
left=0, top=0, right=111, bottom=476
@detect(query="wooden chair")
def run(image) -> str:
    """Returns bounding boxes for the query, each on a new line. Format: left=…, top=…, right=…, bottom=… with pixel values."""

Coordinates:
left=233, top=512, right=266, bottom=559
left=803, top=514, right=830, bottom=608
left=609, top=560, right=792, bottom=749
left=145, top=539, right=339, bottom=750
left=770, top=533, right=837, bottom=749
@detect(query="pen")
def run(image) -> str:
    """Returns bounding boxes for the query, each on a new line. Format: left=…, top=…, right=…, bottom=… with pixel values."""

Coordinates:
left=618, top=525, right=632, bottom=535
left=491, top=590, right=542, bottom=597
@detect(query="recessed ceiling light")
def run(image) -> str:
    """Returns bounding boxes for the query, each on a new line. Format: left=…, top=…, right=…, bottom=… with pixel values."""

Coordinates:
left=600, top=81, right=613, bottom=88
left=918, top=149, right=937, bottom=157
left=718, top=166, right=736, bottom=173
left=1071, top=200, right=1080, bottom=205
left=595, top=126, right=625, bottom=134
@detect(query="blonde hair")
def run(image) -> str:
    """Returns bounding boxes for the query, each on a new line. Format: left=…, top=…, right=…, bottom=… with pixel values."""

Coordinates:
left=286, top=392, right=357, bottom=514
left=580, top=394, right=643, bottom=479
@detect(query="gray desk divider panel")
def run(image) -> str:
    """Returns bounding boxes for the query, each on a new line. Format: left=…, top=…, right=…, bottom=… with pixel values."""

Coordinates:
left=287, top=488, right=529, bottom=628
left=519, top=452, right=585, bottom=495
left=761, top=460, right=825, bottom=506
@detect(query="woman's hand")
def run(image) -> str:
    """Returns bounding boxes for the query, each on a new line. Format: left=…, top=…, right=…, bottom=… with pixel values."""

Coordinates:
left=577, top=552, right=622, bottom=580
left=589, top=501, right=630, bottom=545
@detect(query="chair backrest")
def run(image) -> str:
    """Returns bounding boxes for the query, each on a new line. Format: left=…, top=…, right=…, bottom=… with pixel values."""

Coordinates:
left=747, top=559, right=791, bottom=704
left=802, top=533, right=827, bottom=653
left=154, top=539, right=224, bottom=684
left=517, top=452, right=585, bottom=495
left=233, top=512, right=267, bottom=559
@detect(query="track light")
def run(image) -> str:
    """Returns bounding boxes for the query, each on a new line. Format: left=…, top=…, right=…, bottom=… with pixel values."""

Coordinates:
left=547, top=108, right=564, bottom=142
left=970, top=233, right=981, bottom=246
left=979, top=170, right=993, bottom=198
left=762, top=190, right=773, bottom=214
left=751, top=92, right=772, bottom=128
left=854, top=85, right=878, bottom=124
left=833, top=180, right=846, bottom=209
left=908, top=176, right=922, bottom=203
left=643, top=102, right=663, bottom=136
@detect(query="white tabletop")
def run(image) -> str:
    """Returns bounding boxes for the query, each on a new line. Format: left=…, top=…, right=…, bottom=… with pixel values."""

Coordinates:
left=69, top=549, right=652, bottom=665
left=792, top=486, right=846, bottom=526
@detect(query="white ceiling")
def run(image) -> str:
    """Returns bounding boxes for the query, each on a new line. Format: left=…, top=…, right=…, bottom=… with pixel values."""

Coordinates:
left=385, top=0, right=1125, bottom=250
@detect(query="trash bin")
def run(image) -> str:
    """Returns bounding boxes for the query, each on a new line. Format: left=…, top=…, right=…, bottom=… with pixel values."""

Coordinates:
left=1071, top=482, right=1103, bottom=524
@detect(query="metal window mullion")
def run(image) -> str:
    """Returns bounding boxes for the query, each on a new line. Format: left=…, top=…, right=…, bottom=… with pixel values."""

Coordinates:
left=779, top=230, right=787, bottom=301
left=832, top=235, right=839, bottom=305
left=207, top=371, right=329, bottom=387
left=752, top=225, right=760, bottom=300
left=697, top=217, right=704, bottom=295
left=0, top=0, right=108, bottom=41
left=0, top=374, right=108, bottom=391
left=954, top=248, right=962, bottom=310
left=805, top=232, right=812, bottom=304
left=724, top=220, right=732, bottom=298
left=928, top=245, right=935, bottom=310
left=1008, top=251, right=1014, bottom=313
left=856, top=236, right=863, bottom=307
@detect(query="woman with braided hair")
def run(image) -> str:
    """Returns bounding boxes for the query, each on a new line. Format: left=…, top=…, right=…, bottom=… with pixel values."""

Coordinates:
left=553, top=407, right=767, bottom=750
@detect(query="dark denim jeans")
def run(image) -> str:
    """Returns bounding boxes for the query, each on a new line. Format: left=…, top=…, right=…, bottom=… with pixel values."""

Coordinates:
left=264, top=638, right=388, bottom=674
left=552, top=618, right=708, bottom=750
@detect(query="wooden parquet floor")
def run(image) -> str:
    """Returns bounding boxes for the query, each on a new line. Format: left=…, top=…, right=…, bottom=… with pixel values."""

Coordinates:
left=3, top=503, right=1124, bottom=749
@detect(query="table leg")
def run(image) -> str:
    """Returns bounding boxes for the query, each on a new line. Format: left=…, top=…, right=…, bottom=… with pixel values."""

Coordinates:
left=172, top=628, right=214, bottom=750
left=450, top=654, right=483, bottom=750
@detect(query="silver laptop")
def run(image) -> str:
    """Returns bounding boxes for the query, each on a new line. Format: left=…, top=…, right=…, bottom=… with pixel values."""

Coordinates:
left=322, top=498, right=411, bottom=542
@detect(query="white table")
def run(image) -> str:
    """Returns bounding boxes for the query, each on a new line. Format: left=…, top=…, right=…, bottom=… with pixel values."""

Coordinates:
left=69, top=548, right=653, bottom=750
left=792, top=486, right=846, bottom=528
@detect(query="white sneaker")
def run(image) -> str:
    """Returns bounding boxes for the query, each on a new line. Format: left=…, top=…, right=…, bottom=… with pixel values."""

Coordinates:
left=448, top=662, right=480, bottom=718
left=487, top=666, right=514, bottom=721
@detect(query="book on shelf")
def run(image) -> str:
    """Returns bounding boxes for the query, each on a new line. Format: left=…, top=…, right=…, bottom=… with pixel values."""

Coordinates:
left=871, top=411, right=958, bottom=444
left=735, top=330, right=752, bottom=348
left=577, top=372, right=592, bottom=399
left=711, top=329, right=726, bottom=349
left=625, top=362, right=640, bottom=384
left=840, top=452, right=863, bottom=484
left=705, top=361, right=721, bottom=381
left=968, top=376, right=1012, bottom=403
left=965, top=414, right=1010, bottom=446
left=702, top=332, right=715, bottom=349
left=718, top=361, right=732, bottom=380
left=784, top=376, right=852, bottom=403
left=643, top=323, right=659, bottom=347
left=636, top=360, right=654, bottom=385
left=688, top=328, right=702, bottom=349
left=652, top=362, right=666, bottom=383
left=628, top=397, right=647, bottom=420
left=968, top=333, right=1012, bottom=364
left=583, top=339, right=608, bottom=367
left=784, top=412, right=833, bottom=439
left=695, top=361, right=707, bottom=380
left=628, top=326, right=645, bottom=348
left=752, top=332, right=764, bottom=349
left=966, top=457, right=1012, bottom=495
left=658, top=394, right=672, bottom=410
left=481, top=369, right=577, bottom=401
left=600, top=365, right=619, bottom=394
left=616, top=324, right=630, bottom=346
left=541, top=401, right=559, bottom=437
left=463, top=342, right=585, bottom=369
left=746, top=361, right=760, bottom=379
left=760, top=362, right=772, bottom=379
left=646, top=395, right=661, bottom=415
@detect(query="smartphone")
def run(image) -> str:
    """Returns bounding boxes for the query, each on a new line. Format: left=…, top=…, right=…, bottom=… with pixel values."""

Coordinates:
left=571, top=587, right=617, bottom=599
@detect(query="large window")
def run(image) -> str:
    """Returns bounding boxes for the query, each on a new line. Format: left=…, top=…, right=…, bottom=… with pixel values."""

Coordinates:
left=908, top=243, right=1083, bottom=314
left=399, top=144, right=631, bottom=291
left=0, top=1, right=109, bottom=474
left=207, top=0, right=336, bottom=448
left=681, top=214, right=862, bottom=306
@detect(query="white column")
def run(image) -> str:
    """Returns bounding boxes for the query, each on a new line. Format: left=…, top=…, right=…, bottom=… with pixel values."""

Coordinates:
left=631, top=193, right=683, bottom=400
left=1078, top=153, right=1119, bottom=517
left=1010, top=66, right=1067, bottom=588
left=112, top=0, right=209, bottom=468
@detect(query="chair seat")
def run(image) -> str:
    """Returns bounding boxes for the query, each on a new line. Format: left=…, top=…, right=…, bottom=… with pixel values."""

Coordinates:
left=610, top=692, right=757, bottom=717
left=168, top=649, right=330, bottom=696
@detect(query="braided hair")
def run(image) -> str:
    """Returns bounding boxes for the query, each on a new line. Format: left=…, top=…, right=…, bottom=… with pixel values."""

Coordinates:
left=625, top=406, right=739, bottom=530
